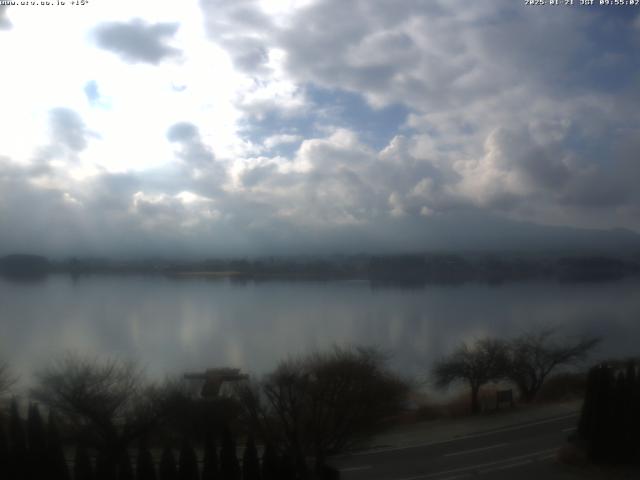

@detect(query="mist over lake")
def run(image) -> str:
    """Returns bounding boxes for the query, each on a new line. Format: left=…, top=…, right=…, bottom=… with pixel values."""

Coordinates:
left=1, top=275, right=638, bottom=389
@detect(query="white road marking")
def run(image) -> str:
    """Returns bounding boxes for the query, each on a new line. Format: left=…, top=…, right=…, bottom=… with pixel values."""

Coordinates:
left=339, top=465, right=372, bottom=472
left=562, top=427, right=576, bottom=432
left=478, top=458, right=532, bottom=473
left=392, top=447, right=559, bottom=480
left=349, top=413, right=578, bottom=457
left=444, top=442, right=507, bottom=457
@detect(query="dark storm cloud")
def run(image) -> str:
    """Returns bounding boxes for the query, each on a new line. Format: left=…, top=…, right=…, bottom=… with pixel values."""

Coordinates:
left=94, top=19, right=181, bottom=64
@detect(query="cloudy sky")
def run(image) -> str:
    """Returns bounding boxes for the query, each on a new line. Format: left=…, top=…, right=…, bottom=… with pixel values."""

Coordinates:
left=0, top=1, right=639, bottom=257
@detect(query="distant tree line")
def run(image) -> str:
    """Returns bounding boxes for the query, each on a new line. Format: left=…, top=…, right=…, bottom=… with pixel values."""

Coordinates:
left=2, top=253, right=640, bottom=284
left=432, top=329, right=600, bottom=414
left=576, top=360, right=640, bottom=465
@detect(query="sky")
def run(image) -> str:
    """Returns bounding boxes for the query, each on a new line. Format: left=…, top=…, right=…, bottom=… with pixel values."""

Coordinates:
left=0, top=0, right=639, bottom=258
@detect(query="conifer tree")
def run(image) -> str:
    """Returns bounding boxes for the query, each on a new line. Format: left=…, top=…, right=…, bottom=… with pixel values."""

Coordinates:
left=74, top=445, right=95, bottom=480
left=47, top=411, right=70, bottom=480
left=117, top=450, right=135, bottom=480
left=611, top=371, right=627, bottom=463
left=278, top=451, right=294, bottom=480
left=27, top=403, right=48, bottom=479
left=260, top=444, right=278, bottom=480
left=589, top=364, right=613, bottom=462
left=178, top=437, right=199, bottom=480
left=137, top=436, right=157, bottom=480
left=0, top=423, right=11, bottom=480
left=219, top=427, right=240, bottom=480
left=9, top=398, right=27, bottom=469
left=241, top=435, right=260, bottom=480
left=201, top=432, right=219, bottom=480
left=160, top=446, right=179, bottom=480
left=577, top=365, right=599, bottom=441
left=96, top=450, right=117, bottom=480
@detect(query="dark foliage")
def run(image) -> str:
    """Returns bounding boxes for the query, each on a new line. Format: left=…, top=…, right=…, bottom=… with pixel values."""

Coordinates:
left=178, top=438, right=200, bottom=480
left=136, top=437, right=157, bottom=480
left=96, top=450, right=117, bottom=480
left=160, top=446, right=179, bottom=480
left=201, top=432, right=219, bottom=479
left=0, top=423, right=11, bottom=479
left=74, top=445, right=95, bottom=480
left=260, top=443, right=279, bottom=480
left=9, top=399, right=27, bottom=458
left=28, top=403, right=48, bottom=479
left=117, top=450, right=135, bottom=480
left=219, top=427, right=240, bottom=480
left=577, top=361, right=640, bottom=464
left=47, top=411, right=71, bottom=480
left=241, top=435, right=260, bottom=480
left=278, top=452, right=295, bottom=480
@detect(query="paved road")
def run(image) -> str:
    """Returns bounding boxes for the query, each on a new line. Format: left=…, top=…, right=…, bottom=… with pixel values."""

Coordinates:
left=330, top=414, right=580, bottom=480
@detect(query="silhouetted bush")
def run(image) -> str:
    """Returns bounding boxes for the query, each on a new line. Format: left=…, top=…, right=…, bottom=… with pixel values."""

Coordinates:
left=74, top=445, right=95, bottom=480
left=535, top=372, right=587, bottom=403
left=241, top=435, right=260, bottom=480
left=237, top=345, right=409, bottom=467
left=160, top=446, right=179, bottom=480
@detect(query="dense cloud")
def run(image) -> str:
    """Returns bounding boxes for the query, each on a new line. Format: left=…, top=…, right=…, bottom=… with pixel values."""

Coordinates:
left=49, top=108, right=89, bottom=152
left=94, top=19, right=181, bottom=64
left=0, top=1, right=638, bottom=257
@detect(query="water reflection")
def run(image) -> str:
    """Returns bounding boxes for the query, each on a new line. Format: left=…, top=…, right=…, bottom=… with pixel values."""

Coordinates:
left=0, top=275, right=638, bottom=388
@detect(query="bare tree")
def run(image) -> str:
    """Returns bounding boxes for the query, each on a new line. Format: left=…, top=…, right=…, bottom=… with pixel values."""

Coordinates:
left=30, top=353, right=168, bottom=458
left=0, top=362, right=16, bottom=398
left=236, top=346, right=409, bottom=469
left=433, top=338, right=508, bottom=415
left=505, top=329, right=600, bottom=402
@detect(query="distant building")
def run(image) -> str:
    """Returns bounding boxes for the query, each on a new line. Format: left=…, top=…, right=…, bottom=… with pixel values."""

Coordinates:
left=183, top=367, right=249, bottom=399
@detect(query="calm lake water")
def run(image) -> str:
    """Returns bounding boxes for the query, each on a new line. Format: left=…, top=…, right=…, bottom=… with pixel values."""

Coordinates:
left=1, top=275, right=639, bottom=389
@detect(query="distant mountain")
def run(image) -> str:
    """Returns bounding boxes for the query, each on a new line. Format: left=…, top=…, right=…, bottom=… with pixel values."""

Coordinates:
left=390, top=212, right=640, bottom=254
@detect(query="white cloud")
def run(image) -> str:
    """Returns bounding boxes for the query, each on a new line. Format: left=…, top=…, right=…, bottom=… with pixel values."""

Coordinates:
left=0, top=0, right=639, bottom=256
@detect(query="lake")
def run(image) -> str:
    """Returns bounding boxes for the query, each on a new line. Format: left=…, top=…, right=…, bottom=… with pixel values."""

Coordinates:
left=1, top=274, right=639, bottom=390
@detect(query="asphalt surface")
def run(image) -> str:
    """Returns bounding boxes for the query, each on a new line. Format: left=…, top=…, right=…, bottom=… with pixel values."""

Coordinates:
left=330, top=413, right=581, bottom=480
